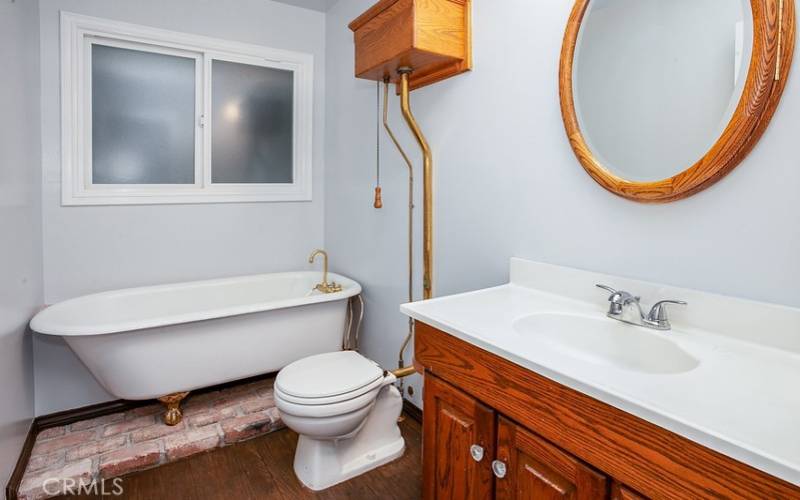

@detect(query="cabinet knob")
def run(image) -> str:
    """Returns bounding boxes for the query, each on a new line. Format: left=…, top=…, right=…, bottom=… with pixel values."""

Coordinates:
left=491, top=459, right=507, bottom=478
left=470, top=444, right=484, bottom=462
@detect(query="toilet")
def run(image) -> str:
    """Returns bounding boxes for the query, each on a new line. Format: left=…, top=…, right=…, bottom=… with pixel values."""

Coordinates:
left=274, top=351, right=405, bottom=490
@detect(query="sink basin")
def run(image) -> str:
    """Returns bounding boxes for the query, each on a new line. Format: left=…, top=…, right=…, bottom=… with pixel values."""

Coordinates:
left=512, top=313, right=699, bottom=374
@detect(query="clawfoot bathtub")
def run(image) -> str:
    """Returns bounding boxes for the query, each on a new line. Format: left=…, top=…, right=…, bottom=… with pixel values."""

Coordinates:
left=30, top=271, right=361, bottom=424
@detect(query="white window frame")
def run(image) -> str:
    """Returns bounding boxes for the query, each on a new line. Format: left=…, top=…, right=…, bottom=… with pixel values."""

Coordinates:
left=61, top=12, right=313, bottom=206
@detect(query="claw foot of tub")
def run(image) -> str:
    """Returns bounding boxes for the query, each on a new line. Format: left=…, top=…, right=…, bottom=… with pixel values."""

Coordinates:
left=158, top=392, right=190, bottom=426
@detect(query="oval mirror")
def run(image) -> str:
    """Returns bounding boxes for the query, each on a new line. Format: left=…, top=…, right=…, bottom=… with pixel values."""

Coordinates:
left=560, top=0, right=795, bottom=202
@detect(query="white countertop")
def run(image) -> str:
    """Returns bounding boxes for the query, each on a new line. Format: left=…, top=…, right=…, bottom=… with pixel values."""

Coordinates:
left=401, top=258, right=800, bottom=486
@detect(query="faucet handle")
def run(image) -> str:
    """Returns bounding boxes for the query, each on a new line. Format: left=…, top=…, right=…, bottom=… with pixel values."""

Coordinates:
left=645, top=300, right=687, bottom=330
left=595, top=284, right=617, bottom=295
left=596, top=284, right=624, bottom=315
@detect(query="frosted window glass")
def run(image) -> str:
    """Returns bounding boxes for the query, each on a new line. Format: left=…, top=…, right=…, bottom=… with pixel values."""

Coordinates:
left=211, top=60, right=294, bottom=184
left=91, top=44, right=196, bottom=184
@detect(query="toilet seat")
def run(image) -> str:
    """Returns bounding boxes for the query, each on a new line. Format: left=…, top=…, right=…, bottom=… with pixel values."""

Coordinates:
left=275, top=386, right=381, bottom=418
left=275, top=376, right=386, bottom=406
left=275, top=351, right=385, bottom=406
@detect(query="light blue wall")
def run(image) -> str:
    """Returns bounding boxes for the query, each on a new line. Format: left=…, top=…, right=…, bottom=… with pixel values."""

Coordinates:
left=324, top=0, right=800, bottom=408
left=0, top=0, right=42, bottom=484
left=34, top=0, right=327, bottom=415
left=23, top=0, right=800, bottom=417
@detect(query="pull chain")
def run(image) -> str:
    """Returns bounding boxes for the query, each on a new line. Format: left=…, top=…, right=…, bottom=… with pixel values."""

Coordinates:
left=373, top=80, right=383, bottom=208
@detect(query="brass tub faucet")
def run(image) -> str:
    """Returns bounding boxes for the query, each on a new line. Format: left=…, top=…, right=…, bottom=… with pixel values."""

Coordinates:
left=309, top=249, right=342, bottom=293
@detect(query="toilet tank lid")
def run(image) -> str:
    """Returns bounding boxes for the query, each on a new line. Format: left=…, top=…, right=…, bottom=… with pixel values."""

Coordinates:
left=276, top=351, right=384, bottom=399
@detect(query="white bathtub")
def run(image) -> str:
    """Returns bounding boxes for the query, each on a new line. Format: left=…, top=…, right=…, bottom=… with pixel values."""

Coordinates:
left=30, top=272, right=361, bottom=400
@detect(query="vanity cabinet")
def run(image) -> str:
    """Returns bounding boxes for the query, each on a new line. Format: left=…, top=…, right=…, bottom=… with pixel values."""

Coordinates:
left=424, top=372, right=613, bottom=499
left=423, top=374, right=494, bottom=499
left=415, top=321, right=800, bottom=499
left=610, top=484, right=647, bottom=500
left=495, top=416, right=607, bottom=499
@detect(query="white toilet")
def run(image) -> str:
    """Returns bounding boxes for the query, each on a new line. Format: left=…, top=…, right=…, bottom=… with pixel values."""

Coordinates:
left=274, top=351, right=405, bottom=490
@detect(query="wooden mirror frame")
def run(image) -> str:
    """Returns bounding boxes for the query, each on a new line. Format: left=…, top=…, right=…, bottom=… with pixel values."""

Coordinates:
left=559, top=0, right=796, bottom=203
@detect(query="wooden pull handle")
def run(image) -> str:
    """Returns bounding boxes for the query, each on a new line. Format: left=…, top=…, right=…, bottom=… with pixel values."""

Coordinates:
left=373, top=186, right=383, bottom=208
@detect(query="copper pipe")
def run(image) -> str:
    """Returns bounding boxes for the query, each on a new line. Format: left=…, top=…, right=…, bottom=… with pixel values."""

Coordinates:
left=398, top=68, right=433, bottom=300
left=391, top=366, right=417, bottom=379
left=382, top=78, right=414, bottom=306
left=382, top=79, right=415, bottom=390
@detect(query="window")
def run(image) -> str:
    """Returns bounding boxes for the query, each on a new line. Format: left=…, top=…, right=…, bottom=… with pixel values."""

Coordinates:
left=61, top=13, right=313, bottom=205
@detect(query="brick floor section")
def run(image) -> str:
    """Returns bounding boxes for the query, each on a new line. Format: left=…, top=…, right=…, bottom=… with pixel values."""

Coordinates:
left=221, top=407, right=281, bottom=444
left=19, top=459, right=93, bottom=500
left=163, top=426, right=220, bottom=461
left=36, top=427, right=65, bottom=440
left=18, top=377, right=283, bottom=500
left=99, top=442, right=161, bottom=479
left=66, top=435, right=127, bottom=461
left=130, top=421, right=186, bottom=443
left=69, top=412, right=124, bottom=431
left=26, top=452, right=64, bottom=474
left=100, top=415, right=156, bottom=438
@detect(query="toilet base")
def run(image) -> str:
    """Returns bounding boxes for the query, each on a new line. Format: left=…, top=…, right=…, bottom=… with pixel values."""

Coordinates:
left=292, top=384, right=405, bottom=491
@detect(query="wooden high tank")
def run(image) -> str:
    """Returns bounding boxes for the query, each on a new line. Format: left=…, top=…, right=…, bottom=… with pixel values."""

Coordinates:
left=348, top=0, right=472, bottom=90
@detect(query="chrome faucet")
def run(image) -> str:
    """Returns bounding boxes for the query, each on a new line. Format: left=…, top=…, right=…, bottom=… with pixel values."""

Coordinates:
left=596, top=284, right=686, bottom=331
left=308, top=249, right=342, bottom=293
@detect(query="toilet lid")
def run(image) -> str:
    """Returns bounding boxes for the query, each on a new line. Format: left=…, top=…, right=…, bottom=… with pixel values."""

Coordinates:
left=276, top=351, right=384, bottom=400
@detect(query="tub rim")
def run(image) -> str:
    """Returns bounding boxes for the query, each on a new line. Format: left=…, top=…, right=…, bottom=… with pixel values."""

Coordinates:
left=30, top=271, right=362, bottom=337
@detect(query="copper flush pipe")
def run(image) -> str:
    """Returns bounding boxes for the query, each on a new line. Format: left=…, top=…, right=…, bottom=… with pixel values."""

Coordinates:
left=397, top=67, right=433, bottom=300
left=381, top=78, right=415, bottom=388
left=387, top=67, right=432, bottom=381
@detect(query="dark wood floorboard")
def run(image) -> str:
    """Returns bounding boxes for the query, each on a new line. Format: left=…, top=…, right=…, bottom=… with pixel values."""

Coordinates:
left=58, top=415, right=421, bottom=500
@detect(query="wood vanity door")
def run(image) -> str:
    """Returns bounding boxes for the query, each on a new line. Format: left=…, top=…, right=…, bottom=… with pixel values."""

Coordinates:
left=611, top=483, right=647, bottom=500
left=496, top=416, right=608, bottom=500
left=423, top=373, right=495, bottom=500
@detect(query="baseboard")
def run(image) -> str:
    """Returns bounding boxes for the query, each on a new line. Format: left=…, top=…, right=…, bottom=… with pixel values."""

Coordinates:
left=402, top=400, right=423, bottom=423
left=4, top=371, right=277, bottom=500
left=5, top=421, right=36, bottom=500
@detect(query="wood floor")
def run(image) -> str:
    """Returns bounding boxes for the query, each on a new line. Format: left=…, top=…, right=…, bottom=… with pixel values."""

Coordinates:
left=59, top=414, right=422, bottom=500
